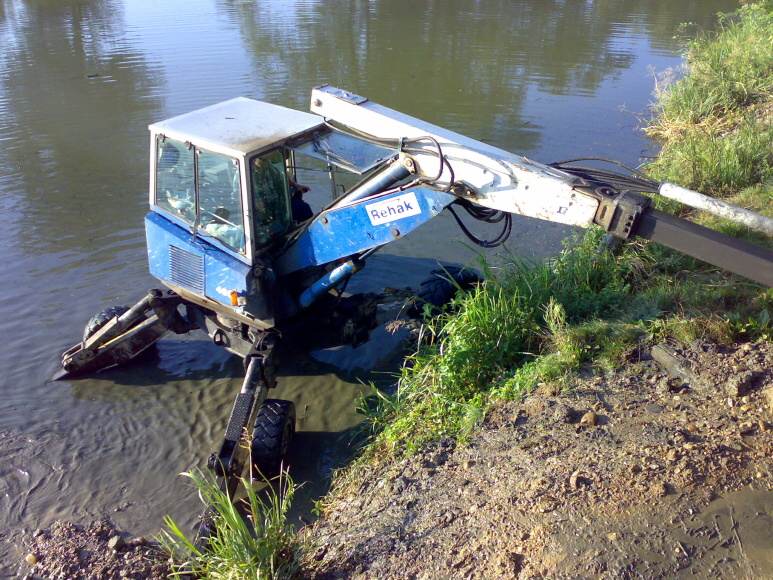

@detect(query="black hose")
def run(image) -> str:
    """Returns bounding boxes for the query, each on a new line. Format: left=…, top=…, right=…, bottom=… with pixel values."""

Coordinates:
left=447, top=200, right=512, bottom=248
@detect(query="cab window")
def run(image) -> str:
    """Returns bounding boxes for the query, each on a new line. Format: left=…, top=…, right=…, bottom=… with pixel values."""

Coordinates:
left=251, top=150, right=291, bottom=247
left=156, top=138, right=195, bottom=223
left=198, top=149, right=245, bottom=252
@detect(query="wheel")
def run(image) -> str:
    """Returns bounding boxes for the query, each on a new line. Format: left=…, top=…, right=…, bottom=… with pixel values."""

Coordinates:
left=83, top=306, right=129, bottom=341
left=251, top=399, right=296, bottom=479
left=409, top=266, right=482, bottom=316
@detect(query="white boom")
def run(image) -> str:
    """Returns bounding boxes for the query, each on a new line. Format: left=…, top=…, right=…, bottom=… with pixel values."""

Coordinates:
left=310, top=85, right=600, bottom=228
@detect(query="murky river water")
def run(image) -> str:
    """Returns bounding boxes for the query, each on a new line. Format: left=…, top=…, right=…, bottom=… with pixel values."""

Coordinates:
left=0, top=0, right=736, bottom=567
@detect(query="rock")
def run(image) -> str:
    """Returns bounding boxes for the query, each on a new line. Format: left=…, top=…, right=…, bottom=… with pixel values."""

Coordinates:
left=553, top=403, right=576, bottom=424
left=126, top=536, right=147, bottom=547
left=606, top=532, right=618, bottom=542
left=462, top=460, right=475, bottom=471
left=650, top=481, right=668, bottom=497
left=569, top=470, right=588, bottom=490
left=725, top=371, right=757, bottom=398
left=107, top=535, right=124, bottom=551
left=391, top=476, right=409, bottom=494
left=579, top=411, right=597, bottom=427
left=763, top=387, right=773, bottom=414
left=666, top=449, right=679, bottom=462
left=25, top=553, right=37, bottom=566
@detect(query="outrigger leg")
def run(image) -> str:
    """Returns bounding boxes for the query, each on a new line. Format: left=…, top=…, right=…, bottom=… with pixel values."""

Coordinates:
left=55, top=289, right=190, bottom=380
left=198, top=332, right=278, bottom=543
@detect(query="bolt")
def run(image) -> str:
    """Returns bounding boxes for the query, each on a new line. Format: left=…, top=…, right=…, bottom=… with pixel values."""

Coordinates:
left=313, top=98, right=322, bottom=107
left=391, top=228, right=401, bottom=237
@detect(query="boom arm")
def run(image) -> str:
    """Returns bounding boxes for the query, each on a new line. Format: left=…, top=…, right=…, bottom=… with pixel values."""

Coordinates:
left=293, top=85, right=772, bottom=287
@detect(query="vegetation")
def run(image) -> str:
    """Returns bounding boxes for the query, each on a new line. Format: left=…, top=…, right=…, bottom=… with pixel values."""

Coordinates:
left=160, top=470, right=301, bottom=579
left=646, top=1, right=772, bottom=196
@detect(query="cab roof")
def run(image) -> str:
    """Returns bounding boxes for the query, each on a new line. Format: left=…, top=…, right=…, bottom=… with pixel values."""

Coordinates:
left=148, top=97, right=324, bottom=157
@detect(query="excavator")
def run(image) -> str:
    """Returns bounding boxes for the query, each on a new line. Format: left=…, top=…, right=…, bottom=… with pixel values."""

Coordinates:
left=54, top=85, right=773, bottom=534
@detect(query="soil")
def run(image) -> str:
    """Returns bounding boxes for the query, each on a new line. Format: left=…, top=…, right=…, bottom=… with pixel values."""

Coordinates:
left=16, top=519, right=169, bottom=579
left=304, top=340, right=773, bottom=579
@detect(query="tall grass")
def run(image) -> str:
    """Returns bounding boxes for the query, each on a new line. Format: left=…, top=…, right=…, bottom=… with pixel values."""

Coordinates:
left=160, top=469, right=300, bottom=579
left=646, top=2, right=773, bottom=194
left=359, top=231, right=647, bottom=453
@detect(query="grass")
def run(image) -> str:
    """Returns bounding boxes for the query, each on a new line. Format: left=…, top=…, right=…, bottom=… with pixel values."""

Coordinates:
left=645, top=1, right=772, bottom=195
left=159, top=469, right=301, bottom=579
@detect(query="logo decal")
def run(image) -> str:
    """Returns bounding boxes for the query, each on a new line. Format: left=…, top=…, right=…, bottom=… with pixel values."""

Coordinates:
left=365, top=192, right=421, bottom=226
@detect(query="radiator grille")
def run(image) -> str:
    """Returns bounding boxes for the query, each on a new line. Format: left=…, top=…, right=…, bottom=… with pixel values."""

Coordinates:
left=169, top=245, right=205, bottom=294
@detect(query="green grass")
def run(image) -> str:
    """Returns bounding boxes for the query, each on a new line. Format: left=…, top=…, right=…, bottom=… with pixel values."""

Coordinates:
left=645, top=1, right=773, bottom=195
left=159, top=469, right=301, bottom=579
left=353, top=227, right=770, bottom=459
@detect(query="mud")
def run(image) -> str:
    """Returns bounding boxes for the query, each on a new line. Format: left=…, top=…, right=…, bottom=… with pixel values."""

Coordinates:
left=305, top=340, right=773, bottom=578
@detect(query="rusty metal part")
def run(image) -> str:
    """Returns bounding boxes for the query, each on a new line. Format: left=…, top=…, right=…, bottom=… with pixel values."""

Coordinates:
left=198, top=332, right=277, bottom=545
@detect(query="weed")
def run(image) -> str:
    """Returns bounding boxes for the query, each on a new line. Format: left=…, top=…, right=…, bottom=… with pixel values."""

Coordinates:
left=160, top=469, right=300, bottom=579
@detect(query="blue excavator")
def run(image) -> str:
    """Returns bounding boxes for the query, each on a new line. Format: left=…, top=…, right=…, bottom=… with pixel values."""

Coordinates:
left=55, top=85, right=773, bottom=532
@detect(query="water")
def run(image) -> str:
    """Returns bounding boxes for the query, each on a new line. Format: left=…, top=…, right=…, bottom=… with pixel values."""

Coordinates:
left=0, top=0, right=736, bottom=566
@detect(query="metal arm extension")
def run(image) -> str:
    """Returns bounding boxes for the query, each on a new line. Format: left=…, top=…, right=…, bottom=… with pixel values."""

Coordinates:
left=590, top=189, right=773, bottom=287
left=197, top=333, right=277, bottom=544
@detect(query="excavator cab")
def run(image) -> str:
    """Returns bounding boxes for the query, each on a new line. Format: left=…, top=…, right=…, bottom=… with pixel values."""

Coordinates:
left=144, top=97, right=326, bottom=327
left=144, top=96, right=402, bottom=329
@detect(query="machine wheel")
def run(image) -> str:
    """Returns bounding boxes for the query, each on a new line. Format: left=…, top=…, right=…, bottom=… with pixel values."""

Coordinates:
left=83, top=306, right=129, bottom=341
left=409, top=266, right=482, bottom=316
left=251, top=399, right=296, bottom=479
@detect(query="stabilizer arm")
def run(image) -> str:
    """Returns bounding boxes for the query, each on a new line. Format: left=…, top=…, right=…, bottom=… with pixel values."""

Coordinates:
left=55, top=289, right=188, bottom=380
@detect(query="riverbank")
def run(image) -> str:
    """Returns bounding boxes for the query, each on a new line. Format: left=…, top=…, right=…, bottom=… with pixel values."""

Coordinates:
left=308, top=340, right=773, bottom=577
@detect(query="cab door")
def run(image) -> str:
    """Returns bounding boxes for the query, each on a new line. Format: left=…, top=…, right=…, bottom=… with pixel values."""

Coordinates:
left=249, top=149, right=292, bottom=252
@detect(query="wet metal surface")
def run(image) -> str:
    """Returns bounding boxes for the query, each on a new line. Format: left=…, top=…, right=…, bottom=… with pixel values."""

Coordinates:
left=0, top=0, right=737, bottom=567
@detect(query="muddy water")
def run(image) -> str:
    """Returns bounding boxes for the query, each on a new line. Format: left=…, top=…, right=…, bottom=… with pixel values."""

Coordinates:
left=0, top=0, right=736, bottom=566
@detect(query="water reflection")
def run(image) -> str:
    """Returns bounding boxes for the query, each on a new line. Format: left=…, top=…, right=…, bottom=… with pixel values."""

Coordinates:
left=0, top=0, right=165, bottom=254
left=220, top=0, right=734, bottom=155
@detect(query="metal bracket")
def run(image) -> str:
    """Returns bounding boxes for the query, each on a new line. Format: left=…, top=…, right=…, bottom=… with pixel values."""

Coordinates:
left=593, top=191, right=651, bottom=240
left=314, top=84, right=368, bottom=105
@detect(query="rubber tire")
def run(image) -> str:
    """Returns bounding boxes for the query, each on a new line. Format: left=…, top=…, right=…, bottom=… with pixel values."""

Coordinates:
left=83, top=306, right=129, bottom=341
left=409, top=266, right=482, bottom=316
left=251, top=399, right=296, bottom=479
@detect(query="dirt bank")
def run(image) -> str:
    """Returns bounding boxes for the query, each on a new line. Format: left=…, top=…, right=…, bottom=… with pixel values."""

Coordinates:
left=17, top=519, right=168, bottom=579
left=306, top=340, right=773, bottom=578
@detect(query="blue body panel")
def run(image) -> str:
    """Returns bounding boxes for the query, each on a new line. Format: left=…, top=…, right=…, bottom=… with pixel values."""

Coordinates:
left=145, top=212, right=252, bottom=310
left=276, top=187, right=455, bottom=275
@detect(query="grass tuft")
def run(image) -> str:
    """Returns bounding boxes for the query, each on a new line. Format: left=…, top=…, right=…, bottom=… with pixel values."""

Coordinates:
left=159, top=469, right=301, bottom=579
